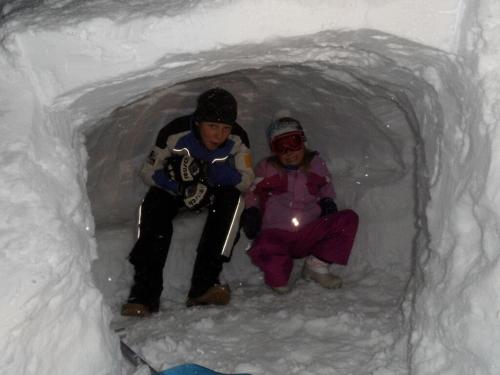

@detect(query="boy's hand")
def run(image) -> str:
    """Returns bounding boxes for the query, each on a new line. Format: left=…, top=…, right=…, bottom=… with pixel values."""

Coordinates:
left=178, top=182, right=210, bottom=210
left=165, top=155, right=208, bottom=183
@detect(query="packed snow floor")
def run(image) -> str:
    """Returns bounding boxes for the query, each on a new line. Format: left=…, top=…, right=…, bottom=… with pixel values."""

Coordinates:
left=98, top=226, right=408, bottom=375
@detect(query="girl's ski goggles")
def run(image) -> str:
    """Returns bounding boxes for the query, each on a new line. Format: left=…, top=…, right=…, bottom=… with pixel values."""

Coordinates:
left=271, top=131, right=305, bottom=155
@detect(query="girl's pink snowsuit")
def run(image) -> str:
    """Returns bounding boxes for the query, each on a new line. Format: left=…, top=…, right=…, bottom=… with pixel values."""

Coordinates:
left=245, top=153, right=358, bottom=288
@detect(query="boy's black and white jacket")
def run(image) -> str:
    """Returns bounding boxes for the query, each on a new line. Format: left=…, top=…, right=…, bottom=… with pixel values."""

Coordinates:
left=141, top=115, right=254, bottom=194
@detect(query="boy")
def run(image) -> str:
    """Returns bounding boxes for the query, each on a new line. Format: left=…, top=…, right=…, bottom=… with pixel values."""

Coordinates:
left=122, top=88, right=254, bottom=316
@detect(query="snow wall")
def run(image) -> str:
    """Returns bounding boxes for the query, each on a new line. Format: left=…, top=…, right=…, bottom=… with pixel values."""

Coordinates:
left=1, top=0, right=500, bottom=374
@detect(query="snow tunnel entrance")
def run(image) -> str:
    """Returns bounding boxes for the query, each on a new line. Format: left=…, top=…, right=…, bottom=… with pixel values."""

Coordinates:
left=84, top=52, right=441, bottom=371
left=87, top=62, right=425, bottom=303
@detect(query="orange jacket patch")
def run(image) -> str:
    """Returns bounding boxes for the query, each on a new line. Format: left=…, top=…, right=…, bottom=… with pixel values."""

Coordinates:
left=244, top=153, right=253, bottom=168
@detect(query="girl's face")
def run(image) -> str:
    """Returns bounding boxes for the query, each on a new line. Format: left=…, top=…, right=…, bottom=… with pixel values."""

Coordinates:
left=271, top=131, right=306, bottom=167
left=277, top=147, right=305, bottom=167
left=198, top=121, right=232, bottom=150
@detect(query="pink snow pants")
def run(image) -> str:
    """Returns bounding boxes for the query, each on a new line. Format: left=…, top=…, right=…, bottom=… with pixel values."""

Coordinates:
left=248, top=209, right=359, bottom=288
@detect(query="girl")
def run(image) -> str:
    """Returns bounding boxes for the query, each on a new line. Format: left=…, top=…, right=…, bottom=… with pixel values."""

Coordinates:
left=241, top=116, right=358, bottom=293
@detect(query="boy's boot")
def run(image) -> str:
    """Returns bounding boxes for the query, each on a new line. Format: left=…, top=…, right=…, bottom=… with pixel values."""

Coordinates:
left=302, top=255, right=343, bottom=289
left=121, top=303, right=151, bottom=317
left=186, top=284, right=231, bottom=307
left=121, top=298, right=159, bottom=317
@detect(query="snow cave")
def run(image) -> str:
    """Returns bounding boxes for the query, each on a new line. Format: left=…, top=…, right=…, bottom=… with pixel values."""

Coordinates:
left=2, top=1, right=500, bottom=375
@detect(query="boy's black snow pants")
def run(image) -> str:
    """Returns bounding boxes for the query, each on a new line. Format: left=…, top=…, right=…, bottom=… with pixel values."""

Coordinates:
left=127, top=186, right=241, bottom=309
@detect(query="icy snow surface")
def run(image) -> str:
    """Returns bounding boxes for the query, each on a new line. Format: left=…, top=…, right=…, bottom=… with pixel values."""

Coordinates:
left=2, top=0, right=500, bottom=375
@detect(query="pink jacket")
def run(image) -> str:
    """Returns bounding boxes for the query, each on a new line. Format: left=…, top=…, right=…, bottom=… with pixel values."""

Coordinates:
left=245, top=153, right=336, bottom=232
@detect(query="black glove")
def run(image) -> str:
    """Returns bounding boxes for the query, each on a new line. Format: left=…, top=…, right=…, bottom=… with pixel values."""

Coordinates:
left=319, top=197, right=338, bottom=217
left=178, top=182, right=211, bottom=210
left=165, top=155, right=208, bottom=184
left=240, top=207, right=261, bottom=240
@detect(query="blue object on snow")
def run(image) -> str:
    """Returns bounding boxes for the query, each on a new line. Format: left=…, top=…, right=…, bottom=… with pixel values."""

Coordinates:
left=159, top=363, right=250, bottom=375
left=119, top=338, right=250, bottom=375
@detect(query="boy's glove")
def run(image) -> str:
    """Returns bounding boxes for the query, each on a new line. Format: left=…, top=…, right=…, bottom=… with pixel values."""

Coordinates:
left=165, top=155, right=208, bottom=183
left=240, top=207, right=261, bottom=240
left=318, top=197, right=338, bottom=217
left=179, top=182, right=210, bottom=210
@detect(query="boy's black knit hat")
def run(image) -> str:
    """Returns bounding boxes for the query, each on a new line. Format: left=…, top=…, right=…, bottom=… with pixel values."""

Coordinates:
left=194, top=88, right=237, bottom=125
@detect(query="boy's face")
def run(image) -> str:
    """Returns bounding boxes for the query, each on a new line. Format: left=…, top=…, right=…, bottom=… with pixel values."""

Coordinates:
left=198, top=122, right=232, bottom=150
left=277, top=147, right=305, bottom=167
